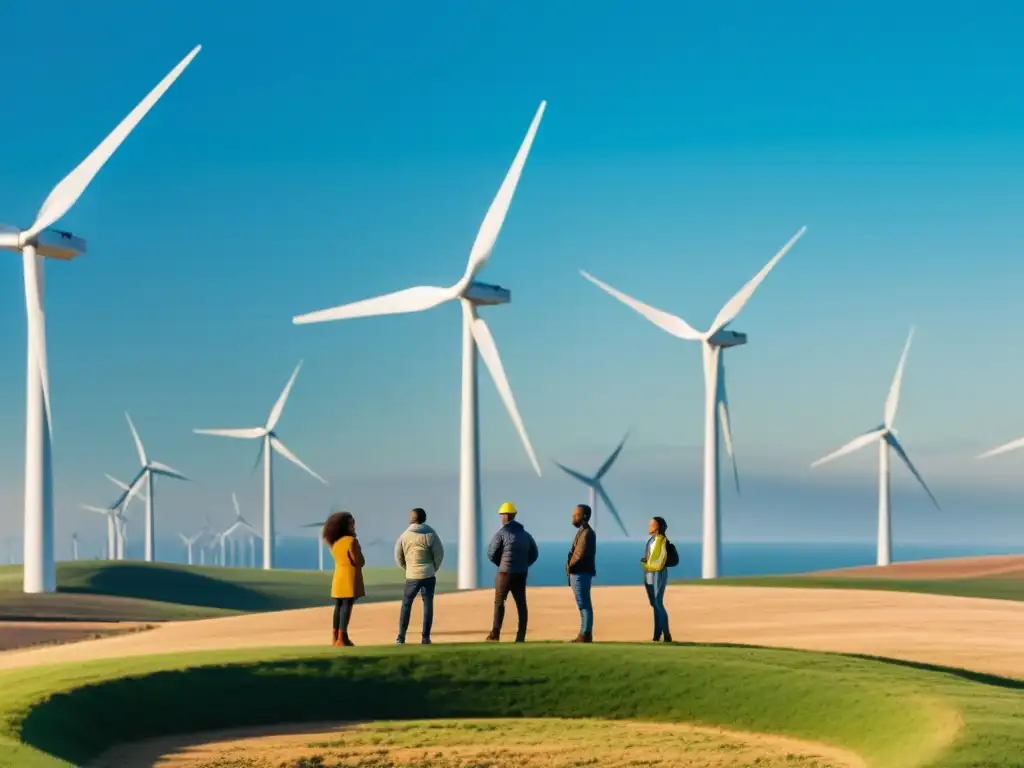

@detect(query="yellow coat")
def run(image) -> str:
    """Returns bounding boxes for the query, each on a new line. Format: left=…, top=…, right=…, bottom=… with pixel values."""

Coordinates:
left=330, top=536, right=366, bottom=599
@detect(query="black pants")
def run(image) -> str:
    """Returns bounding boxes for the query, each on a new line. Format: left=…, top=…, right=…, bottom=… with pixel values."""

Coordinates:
left=333, top=597, right=356, bottom=634
left=492, top=571, right=528, bottom=640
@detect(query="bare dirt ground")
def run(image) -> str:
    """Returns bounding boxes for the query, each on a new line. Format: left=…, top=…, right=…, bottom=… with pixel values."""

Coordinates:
left=0, top=620, right=152, bottom=652
left=813, top=553, right=1024, bottom=579
left=4, top=585, right=1024, bottom=680
left=92, top=717, right=866, bottom=768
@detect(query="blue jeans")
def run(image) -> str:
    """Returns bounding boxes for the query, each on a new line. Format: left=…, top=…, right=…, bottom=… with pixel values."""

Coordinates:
left=644, top=569, right=670, bottom=639
left=570, top=573, right=594, bottom=634
left=397, top=576, right=436, bottom=642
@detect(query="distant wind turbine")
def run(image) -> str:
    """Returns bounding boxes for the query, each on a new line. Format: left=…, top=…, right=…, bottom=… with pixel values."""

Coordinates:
left=71, top=532, right=79, bottom=562
left=301, top=521, right=327, bottom=571
left=114, top=412, right=188, bottom=562
left=82, top=504, right=118, bottom=560
left=810, top=327, right=941, bottom=566
left=580, top=227, right=806, bottom=577
left=179, top=530, right=203, bottom=565
left=193, top=361, right=326, bottom=570
left=554, top=431, right=631, bottom=536
left=221, top=492, right=261, bottom=568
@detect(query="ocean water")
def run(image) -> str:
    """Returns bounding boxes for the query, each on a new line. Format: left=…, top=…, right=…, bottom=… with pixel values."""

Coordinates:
left=266, top=537, right=1014, bottom=586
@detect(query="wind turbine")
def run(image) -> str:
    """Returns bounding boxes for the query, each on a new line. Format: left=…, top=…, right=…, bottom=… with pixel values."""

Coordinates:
left=554, top=431, right=631, bottom=536
left=193, top=361, right=326, bottom=570
left=0, top=46, right=201, bottom=594
left=301, top=521, right=327, bottom=571
left=115, top=412, right=188, bottom=562
left=292, top=102, right=547, bottom=590
left=221, top=492, right=261, bottom=568
left=810, top=327, right=941, bottom=566
left=580, top=227, right=806, bottom=578
left=71, top=532, right=79, bottom=562
left=106, top=473, right=147, bottom=559
left=82, top=504, right=118, bottom=560
left=179, top=531, right=203, bottom=565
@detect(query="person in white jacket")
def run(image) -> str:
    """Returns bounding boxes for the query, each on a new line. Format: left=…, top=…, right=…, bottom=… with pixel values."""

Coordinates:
left=394, top=507, right=445, bottom=644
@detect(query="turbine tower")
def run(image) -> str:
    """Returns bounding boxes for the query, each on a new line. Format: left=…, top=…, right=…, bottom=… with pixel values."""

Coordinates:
left=115, top=412, right=188, bottom=562
left=193, top=361, right=326, bottom=570
left=553, top=431, right=631, bottom=535
left=580, top=227, right=806, bottom=578
left=71, top=532, right=79, bottom=562
left=810, top=327, right=941, bottom=566
left=0, top=46, right=201, bottom=594
left=292, top=101, right=547, bottom=590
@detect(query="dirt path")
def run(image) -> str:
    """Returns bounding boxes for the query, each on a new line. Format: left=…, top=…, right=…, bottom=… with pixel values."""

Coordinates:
left=3, top=586, right=1023, bottom=680
left=91, top=717, right=867, bottom=768
left=0, top=621, right=151, bottom=652
left=815, top=553, right=1024, bottom=579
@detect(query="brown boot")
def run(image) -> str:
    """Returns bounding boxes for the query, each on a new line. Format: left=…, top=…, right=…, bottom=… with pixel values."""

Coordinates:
left=331, top=630, right=342, bottom=647
left=341, top=633, right=355, bottom=647
left=485, top=631, right=500, bottom=642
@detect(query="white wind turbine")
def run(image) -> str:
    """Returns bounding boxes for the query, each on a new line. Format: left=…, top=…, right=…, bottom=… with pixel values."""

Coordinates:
left=554, top=431, right=631, bottom=536
left=71, top=532, right=79, bottom=562
left=292, top=102, right=547, bottom=590
left=810, top=327, right=941, bottom=566
left=301, top=520, right=327, bottom=571
left=0, top=46, right=201, bottom=594
left=179, top=530, right=204, bottom=565
left=82, top=504, right=118, bottom=560
left=581, top=227, right=806, bottom=578
left=221, top=492, right=261, bottom=568
left=115, top=412, right=189, bottom=562
left=193, top=361, right=326, bottom=570
left=106, top=473, right=148, bottom=559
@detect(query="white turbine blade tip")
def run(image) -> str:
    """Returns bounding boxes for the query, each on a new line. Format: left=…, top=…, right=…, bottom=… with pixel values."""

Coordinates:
left=579, top=270, right=702, bottom=340
left=292, top=285, right=456, bottom=325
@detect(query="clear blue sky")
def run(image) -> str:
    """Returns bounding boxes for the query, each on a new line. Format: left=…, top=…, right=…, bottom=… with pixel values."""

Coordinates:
left=1, top=0, right=1024, bottom=555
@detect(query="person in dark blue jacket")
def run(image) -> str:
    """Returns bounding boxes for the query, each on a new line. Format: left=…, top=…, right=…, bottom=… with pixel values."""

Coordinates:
left=485, top=501, right=538, bottom=642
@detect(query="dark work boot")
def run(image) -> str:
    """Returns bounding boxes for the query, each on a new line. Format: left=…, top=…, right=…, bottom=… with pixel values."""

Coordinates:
left=486, top=631, right=500, bottom=642
left=341, top=633, right=355, bottom=647
left=572, top=632, right=593, bottom=643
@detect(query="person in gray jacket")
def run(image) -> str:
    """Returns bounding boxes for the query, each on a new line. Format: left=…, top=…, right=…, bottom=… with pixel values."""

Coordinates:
left=394, top=507, right=445, bottom=644
left=485, top=501, right=538, bottom=643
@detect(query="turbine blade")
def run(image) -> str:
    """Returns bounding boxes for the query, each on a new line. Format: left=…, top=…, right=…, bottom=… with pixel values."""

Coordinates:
left=250, top=437, right=267, bottom=477
left=595, top=429, right=631, bottom=480
left=125, top=412, right=148, bottom=465
left=232, top=492, right=242, bottom=519
left=292, top=285, right=457, bottom=325
left=193, top=427, right=266, bottom=439
left=884, top=327, right=915, bottom=428
left=266, top=361, right=302, bottom=432
left=22, top=254, right=52, bottom=435
left=82, top=504, right=110, bottom=515
left=977, top=436, right=1024, bottom=459
left=111, top=467, right=148, bottom=510
left=708, top=226, right=807, bottom=336
left=553, top=460, right=592, bottom=485
left=150, top=461, right=188, bottom=481
left=105, top=472, right=149, bottom=501
left=464, top=101, right=546, bottom=279
left=580, top=271, right=702, bottom=340
left=270, top=436, right=328, bottom=484
left=886, top=434, right=942, bottom=512
left=810, top=427, right=884, bottom=468
left=24, top=46, right=202, bottom=240
left=718, top=359, right=740, bottom=494
left=594, top=483, right=629, bottom=537
left=469, top=312, right=541, bottom=476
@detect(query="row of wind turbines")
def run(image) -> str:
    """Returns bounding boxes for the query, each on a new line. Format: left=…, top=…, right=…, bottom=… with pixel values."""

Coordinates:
left=7, top=44, right=1020, bottom=596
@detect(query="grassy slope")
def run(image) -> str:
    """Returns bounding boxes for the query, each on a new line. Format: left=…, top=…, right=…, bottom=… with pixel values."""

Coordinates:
left=682, top=574, right=1024, bottom=602
left=0, top=562, right=455, bottom=622
left=0, top=644, right=1021, bottom=768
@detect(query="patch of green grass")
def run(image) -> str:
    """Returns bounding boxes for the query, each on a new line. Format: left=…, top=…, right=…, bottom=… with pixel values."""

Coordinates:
left=0, top=562, right=454, bottom=622
left=679, top=574, right=1024, bottom=602
left=0, top=643, right=1020, bottom=767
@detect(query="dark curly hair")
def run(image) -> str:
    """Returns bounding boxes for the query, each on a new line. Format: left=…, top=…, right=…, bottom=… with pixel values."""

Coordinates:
left=652, top=516, right=667, bottom=535
left=323, top=510, right=355, bottom=547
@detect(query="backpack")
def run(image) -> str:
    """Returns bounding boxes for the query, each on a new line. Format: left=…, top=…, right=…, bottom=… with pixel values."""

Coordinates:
left=664, top=539, right=680, bottom=568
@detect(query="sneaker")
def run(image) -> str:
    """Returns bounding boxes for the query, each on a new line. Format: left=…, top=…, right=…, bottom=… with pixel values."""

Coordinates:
left=395, top=638, right=405, bottom=645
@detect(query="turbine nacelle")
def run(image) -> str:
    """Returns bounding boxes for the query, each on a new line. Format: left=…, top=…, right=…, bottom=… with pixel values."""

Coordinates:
left=463, top=281, right=511, bottom=306
left=0, top=225, right=86, bottom=260
left=707, top=329, right=747, bottom=348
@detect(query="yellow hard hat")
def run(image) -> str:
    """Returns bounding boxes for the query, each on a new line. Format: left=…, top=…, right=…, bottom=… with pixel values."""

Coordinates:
left=497, top=501, right=517, bottom=516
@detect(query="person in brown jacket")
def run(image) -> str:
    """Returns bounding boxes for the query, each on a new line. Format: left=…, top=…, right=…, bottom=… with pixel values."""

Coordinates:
left=566, top=504, right=597, bottom=643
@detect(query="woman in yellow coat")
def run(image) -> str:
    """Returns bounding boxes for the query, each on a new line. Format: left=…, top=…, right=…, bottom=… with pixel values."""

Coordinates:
left=323, top=510, right=365, bottom=646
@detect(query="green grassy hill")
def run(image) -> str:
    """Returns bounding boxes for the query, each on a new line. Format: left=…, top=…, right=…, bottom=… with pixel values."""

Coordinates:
left=0, top=562, right=455, bottom=622
left=0, top=643, right=1021, bottom=767
left=684, top=574, right=1024, bottom=602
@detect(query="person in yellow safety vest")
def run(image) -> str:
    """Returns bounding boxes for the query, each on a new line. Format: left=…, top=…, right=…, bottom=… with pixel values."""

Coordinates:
left=640, top=516, right=671, bottom=642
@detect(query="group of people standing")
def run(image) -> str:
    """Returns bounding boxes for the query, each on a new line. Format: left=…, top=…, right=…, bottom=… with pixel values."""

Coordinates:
left=320, top=502, right=676, bottom=646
